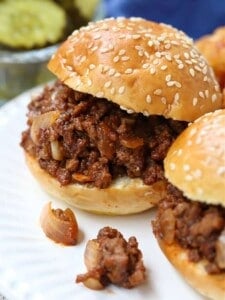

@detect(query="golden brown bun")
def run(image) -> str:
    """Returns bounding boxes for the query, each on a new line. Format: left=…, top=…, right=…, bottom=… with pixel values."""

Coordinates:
left=195, top=27, right=225, bottom=89
left=48, top=17, right=222, bottom=122
left=157, top=238, right=225, bottom=300
left=164, top=109, right=225, bottom=206
left=25, top=153, right=166, bottom=215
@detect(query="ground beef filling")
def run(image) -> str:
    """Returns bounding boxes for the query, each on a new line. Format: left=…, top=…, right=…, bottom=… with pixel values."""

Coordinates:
left=21, top=81, right=187, bottom=188
left=153, top=184, right=225, bottom=274
left=76, top=226, right=146, bottom=288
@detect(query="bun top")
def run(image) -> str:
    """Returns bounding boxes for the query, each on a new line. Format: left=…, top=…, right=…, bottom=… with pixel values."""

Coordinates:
left=164, top=109, right=225, bottom=206
left=48, top=17, right=223, bottom=122
left=195, top=26, right=225, bottom=88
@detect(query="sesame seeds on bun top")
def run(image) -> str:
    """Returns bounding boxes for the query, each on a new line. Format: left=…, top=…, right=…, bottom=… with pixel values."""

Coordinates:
left=164, top=109, right=225, bottom=206
left=48, top=17, right=223, bottom=122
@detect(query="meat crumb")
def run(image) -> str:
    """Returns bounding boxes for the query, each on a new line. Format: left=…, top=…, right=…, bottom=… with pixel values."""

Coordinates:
left=76, top=226, right=146, bottom=289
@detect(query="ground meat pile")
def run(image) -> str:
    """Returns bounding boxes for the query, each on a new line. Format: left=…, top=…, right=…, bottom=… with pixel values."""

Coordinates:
left=153, top=184, right=225, bottom=274
left=21, top=81, right=187, bottom=188
left=76, top=226, right=146, bottom=288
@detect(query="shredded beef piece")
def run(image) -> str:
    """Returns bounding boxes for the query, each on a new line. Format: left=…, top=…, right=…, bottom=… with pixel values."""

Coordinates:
left=21, top=81, right=187, bottom=188
left=76, top=226, right=146, bottom=288
left=153, top=184, right=225, bottom=274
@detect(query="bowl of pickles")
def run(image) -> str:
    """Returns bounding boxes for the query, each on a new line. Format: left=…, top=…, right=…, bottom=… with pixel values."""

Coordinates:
left=0, top=0, right=99, bottom=102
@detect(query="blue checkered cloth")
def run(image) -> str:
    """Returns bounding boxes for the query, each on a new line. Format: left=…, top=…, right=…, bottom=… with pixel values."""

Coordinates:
left=97, top=0, right=225, bottom=39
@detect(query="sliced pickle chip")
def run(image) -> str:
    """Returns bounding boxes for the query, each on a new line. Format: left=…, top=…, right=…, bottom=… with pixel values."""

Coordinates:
left=0, top=0, right=67, bottom=49
left=74, top=0, right=99, bottom=19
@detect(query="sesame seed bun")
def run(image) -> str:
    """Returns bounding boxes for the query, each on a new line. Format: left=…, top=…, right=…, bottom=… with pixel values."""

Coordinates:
left=157, top=239, right=225, bottom=300
left=195, top=26, right=225, bottom=89
left=48, top=17, right=222, bottom=122
left=25, top=152, right=166, bottom=215
left=157, top=109, right=225, bottom=299
left=164, top=109, right=225, bottom=207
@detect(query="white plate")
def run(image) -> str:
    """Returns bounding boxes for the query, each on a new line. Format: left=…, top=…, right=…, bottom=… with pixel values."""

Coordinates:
left=0, top=87, right=205, bottom=300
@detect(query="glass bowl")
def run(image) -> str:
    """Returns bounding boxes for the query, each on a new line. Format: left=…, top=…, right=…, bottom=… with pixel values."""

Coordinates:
left=0, top=44, right=59, bottom=103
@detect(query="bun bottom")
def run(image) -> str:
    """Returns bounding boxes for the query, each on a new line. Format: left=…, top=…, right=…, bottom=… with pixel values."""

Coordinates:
left=157, top=238, right=225, bottom=300
left=25, top=153, right=167, bottom=215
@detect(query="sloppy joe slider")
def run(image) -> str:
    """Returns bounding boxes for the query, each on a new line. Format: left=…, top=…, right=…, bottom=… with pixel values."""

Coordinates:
left=153, top=109, right=225, bottom=300
left=21, top=17, right=223, bottom=215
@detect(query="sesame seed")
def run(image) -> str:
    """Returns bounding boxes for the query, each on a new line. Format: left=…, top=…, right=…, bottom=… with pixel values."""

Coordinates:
left=119, top=49, right=126, bottom=56
left=165, top=54, right=172, bottom=61
left=110, top=87, right=115, bottom=95
left=217, top=166, right=225, bottom=176
left=170, top=163, right=176, bottom=170
left=125, top=68, right=133, bottom=74
left=155, top=52, right=161, bottom=58
left=114, top=72, right=121, bottom=77
left=89, top=64, right=96, bottom=70
left=132, top=34, right=141, bottom=39
left=178, top=64, right=184, bottom=69
left=184, top=52, right=190, bottom=59
left=199, top=91, right=205, bottom=99
left=148, top=40, right=154, bottom=47
left=161, top=65, right=168, bottom=70
left=185, top=174, right=193, bottom=181
left=104, top=81, right=112, bottom=88
left=144, top=51, right=150, bottom=59
left=194, top=65, right=201, bottom=72
left=138, top=51, right=144, bottom=57
left=164, top=43, right=171, bottom=49
left=153, top=58, right=159, bottom=65
left=183, top=164, right=190, bottom=171
left=146, top=95, right=152, bottom=103
left=90, top=46, right=98, bottom=52
left=212, top=94, right=217, bottom=102
left=143, top=110, right=149, bottom=116
left=193, top=98, right=198, bottom=106
left=101, top=48, right=111, bottom=54
left=121, top=56, right=130, bottom=61
left=175, top=81, right=182, bottom=88
left=166, top=74, right=171, bottom=82
left=113, top=56, right=120, bottom=63
left=108, top=68, right=116, bottom=76
left=167, top=81, right=174, bottom=87
left=205, top=90, right=209, bottom=98
left=142, top=63, right=150, bottom=69
left=135, top=45, right=142, bottom=50
left=189, top=128, right=197, bottom=136
left=194, top=169, right=202, bottom=178
left=150, top=67, right=156, bottom=75
left=118, top=86, right=125, bottom=94
left=154, top=89, right=162, bottom=95
left=118, top=34, right=126, bottom=39
left=87, top=79, right=92, bottom=86
left=203, top=76, right=208, bottom=82
left=177, top=149, right=183, bottom=156
left=174, top=92, right=180, bottom=102
left=96, top=91, right=104, bottom=97
left=189, top=68, right=195, bottom=77
left=202, top=66, right=208, bottom=75
left=215, top=85, right=220, bottom=92
left=93, top=33, right=101, bottom=40
left=161, top=97, right=167, bottom=104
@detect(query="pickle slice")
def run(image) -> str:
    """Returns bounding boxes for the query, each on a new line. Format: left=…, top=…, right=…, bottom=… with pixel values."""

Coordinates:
left=74, top=0, right=99, bottom=19
left=0, top=0, right=67, bottom=49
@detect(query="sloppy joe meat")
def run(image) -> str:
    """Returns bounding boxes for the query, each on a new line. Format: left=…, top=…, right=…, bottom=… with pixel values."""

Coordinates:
left=153, top=184, right=225, bottom=274
left=76, top=226, right=146, bottom=288
left=21, top=81, right=187, bottom=188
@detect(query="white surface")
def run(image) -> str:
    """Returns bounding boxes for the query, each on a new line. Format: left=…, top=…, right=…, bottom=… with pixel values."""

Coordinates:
left=0, top=87, right=206, bottom=300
